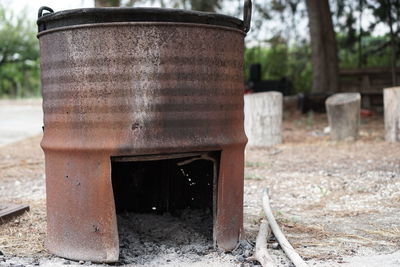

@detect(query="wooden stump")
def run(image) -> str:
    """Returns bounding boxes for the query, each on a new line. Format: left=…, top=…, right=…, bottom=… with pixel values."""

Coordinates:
left=384, top=87, right=400, bottom=142
left=325, top=93, right=361, bottom=141
left=244, top=91, right=283, bottom=147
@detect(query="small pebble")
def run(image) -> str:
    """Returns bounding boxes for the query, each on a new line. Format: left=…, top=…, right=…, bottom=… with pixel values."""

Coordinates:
left=236, top=255, right=246, bottom=262
left=79, top=260, right=84, bottom=264
left=271, top=242, right=280, bottom=249
left=240, top=240, right=253, bottom=250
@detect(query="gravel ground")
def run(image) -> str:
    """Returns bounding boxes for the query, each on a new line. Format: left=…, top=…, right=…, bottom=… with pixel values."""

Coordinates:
left=0, top=111, right=399, bottom=266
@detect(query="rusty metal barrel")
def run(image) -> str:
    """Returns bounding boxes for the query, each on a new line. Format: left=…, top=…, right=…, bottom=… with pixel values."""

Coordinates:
left=38, top=2, right=251, bottom=263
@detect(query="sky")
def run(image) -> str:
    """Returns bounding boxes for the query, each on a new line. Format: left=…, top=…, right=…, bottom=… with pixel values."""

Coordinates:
left=4, top=0, right=96, bottom=21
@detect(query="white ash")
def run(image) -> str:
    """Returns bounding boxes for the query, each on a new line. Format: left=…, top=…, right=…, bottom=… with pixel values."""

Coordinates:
left=117, top=210, right=247, bottom=266
left=117, top=210, right=210, bottom=265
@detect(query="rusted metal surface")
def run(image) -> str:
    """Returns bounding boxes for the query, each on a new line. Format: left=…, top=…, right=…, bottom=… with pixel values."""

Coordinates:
left=0, top=204, right=29, bottom=223
left=37, top=7, right=245, bottom=33
left=38, top=4, right=250, bottom=263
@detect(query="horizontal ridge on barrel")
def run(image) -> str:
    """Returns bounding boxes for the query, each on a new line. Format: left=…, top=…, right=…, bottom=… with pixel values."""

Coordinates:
left=40, top=56, right=243, bottom=70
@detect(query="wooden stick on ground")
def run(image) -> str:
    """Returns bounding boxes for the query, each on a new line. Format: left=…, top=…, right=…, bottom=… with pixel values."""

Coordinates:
left=262, top=189, right=309, bottom=267
left=253, top=219, right=276, bottom=267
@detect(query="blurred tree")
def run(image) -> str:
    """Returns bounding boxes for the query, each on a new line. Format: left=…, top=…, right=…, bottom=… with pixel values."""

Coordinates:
left=333, top=0, right=359, bottom=64
left=131, top=0, right=221, bottom=12
left=95, top=0, right=221, bottom=11
left=334, top=0, right=400, bottom=85
left=187, top=0, right=220, bottom=12
left=305, top=0, right=338, bottom=93
left=95, top=0, right=121, bottom=7
left=0, top=5, right=39, bottom=97
left=249, top=0, right=338, bottom=93
left=245, top=41, right=312, bottom=93
left=366, top=0, right=400, bottom=85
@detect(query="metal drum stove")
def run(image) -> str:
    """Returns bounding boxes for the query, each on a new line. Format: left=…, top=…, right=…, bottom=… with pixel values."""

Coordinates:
left=37, top=1, right=251, bottom=262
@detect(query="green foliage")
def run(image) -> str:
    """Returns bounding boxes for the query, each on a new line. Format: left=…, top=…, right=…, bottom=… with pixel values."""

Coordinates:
left=245, top=33, right=396, bottom=93
left=333, top=0, right=400, bottom=68
left=287, top=44, right=313, bottom=93
left=338, top=34, right=393, bottom=68
left=244, top=42, right=312, bottom=93
left=0, top=5, right=40, bottom=98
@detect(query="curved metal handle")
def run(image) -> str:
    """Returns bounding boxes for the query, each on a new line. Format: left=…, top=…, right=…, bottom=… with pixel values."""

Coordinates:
left=243, top=0, right=252, bottom=33
left=38, top=6, right=54, bottom=19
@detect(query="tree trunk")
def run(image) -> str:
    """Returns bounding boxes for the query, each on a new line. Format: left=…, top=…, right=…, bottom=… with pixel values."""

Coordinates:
left=244, top=92, right=283, bottom=147
left=326, top=93, right=360, bottom=141
left=387, top=0, right=397, bottom=86
left=305, top=0, right=339, bottom=93
left=384, top=87, right=400, bottom=142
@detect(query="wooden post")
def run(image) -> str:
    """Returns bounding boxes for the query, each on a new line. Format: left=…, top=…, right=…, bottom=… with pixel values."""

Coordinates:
left=325, top=93, right=360, bottom=141
left=244, top=92, right=283, bottom=147
left=384, top=87, right=400, bottom=142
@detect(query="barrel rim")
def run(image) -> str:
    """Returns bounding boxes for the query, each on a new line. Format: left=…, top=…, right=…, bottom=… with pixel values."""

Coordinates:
left=36, top=21, right=246, bottom=38
left=37, top=7, right=244, bottom=33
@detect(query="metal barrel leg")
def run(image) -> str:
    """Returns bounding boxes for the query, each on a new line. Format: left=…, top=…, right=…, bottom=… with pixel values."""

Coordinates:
left=214, top=145, right=245, bottom=250
left=44, top=150, right=119, bottom=262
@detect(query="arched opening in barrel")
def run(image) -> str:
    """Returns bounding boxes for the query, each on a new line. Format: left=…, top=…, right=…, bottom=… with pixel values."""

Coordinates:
left=111, top=152, right=219, bottom=260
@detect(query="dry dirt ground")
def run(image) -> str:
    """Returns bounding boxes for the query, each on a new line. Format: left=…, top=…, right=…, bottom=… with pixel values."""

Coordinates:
left=0, top=111, right=399, bottom=266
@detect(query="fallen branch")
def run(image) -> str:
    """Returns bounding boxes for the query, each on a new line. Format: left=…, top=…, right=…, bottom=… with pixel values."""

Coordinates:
left=253, top=219, right=276, bottom=267
left=262, top=189, right=309, bottom=267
